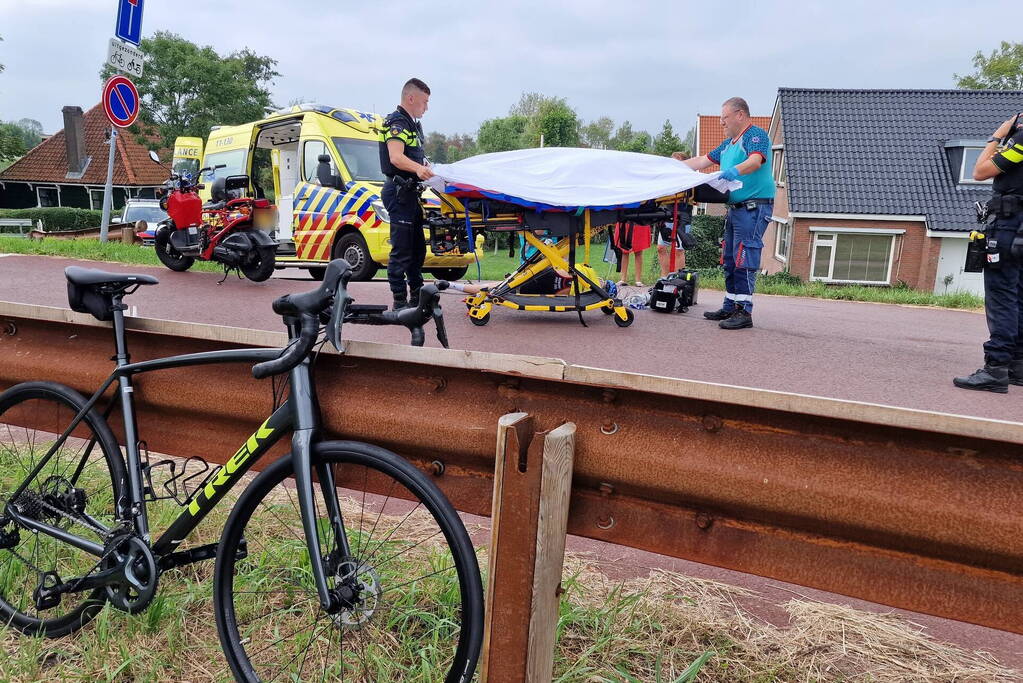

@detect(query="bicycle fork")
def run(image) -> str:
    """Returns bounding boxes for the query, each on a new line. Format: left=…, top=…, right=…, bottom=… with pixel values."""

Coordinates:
left=288, top=359, right=352, bottom=614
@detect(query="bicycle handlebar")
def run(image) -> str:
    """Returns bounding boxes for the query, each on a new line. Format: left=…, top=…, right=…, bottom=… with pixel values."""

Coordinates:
left=251, top=259, right=449, bottom=379
left=252, top=313, right=319, bottom=380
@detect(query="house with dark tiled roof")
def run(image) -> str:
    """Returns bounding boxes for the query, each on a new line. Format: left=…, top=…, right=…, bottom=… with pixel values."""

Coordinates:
left=0, top=104, right=166, bottom=211
left=763, top=88, right=1023, bottom=295
left=694, top=113, right=772, bottom=216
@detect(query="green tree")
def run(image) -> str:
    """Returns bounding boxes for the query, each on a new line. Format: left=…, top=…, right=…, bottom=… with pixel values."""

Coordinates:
left=580, top=116, right=614, bottom=149
left=424, top=131, right=449, bottom=163
left=13, top=119, right=43, bottom=150
left=610, top=121, right=652, bottom=153
left=100, top=31, right=280, bottom=149
left=955, top=41, right=1023, bottom=89
left=509, top=92, right=549, bottom=118
left=0, top=123, right=26, bottom=160
left=523, top=99, right=580, bottom=147
left=683, top=125, right=696, bottom=157
left=652, top=119, right=683, bottom=156
left=476, top=115, right=529, bottom=153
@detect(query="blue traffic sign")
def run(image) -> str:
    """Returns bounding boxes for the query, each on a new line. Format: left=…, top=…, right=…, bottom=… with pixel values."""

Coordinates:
left=115, top=0, right=144, bottom=46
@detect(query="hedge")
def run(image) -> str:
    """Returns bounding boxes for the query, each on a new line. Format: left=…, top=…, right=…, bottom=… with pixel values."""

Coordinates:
left=0, top=207, right=104, bottom=232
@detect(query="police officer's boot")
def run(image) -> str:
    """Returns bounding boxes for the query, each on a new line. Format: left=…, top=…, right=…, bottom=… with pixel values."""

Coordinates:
left=1010, top=359, right=1023, bottom=387
left=392, top=292, right=408, bottom=311
left=409, top=288, right=422, bottom=309
left=703, top=308, right=733, bottom=321
left=953, top=363, right=1010, bottom=393
left=719, top=308, right=753, bottom=330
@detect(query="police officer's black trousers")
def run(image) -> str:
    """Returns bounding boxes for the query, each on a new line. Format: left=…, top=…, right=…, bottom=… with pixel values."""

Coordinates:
left=982, top=214, right=1023, bottom=365
left=382, top=180, right=426, bottom=299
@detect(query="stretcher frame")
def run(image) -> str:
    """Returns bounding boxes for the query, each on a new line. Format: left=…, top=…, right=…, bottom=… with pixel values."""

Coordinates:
left=427, top=190, right=699, bottom=328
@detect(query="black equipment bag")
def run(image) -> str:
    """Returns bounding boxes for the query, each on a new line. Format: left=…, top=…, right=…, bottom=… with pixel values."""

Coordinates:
left=649, top=269, right=699, bottom=313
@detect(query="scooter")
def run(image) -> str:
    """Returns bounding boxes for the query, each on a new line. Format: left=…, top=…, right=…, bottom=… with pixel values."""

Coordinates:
left=148, top=150, right=278, bottom=282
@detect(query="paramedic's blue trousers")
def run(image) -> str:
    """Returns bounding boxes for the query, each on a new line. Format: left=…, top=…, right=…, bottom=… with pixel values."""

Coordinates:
left=722, top=201, right=773, bottom=313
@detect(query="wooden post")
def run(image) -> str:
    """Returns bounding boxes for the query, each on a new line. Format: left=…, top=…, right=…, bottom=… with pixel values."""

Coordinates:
left=482, top=413, right=576, bottom=683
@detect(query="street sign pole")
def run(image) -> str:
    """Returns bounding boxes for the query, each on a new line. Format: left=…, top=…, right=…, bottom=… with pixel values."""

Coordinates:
left=99, top=127, right=118, bottom=243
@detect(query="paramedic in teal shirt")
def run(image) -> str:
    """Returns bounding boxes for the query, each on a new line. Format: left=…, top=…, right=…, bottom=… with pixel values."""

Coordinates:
left=684, top=97, right=774, bottom=330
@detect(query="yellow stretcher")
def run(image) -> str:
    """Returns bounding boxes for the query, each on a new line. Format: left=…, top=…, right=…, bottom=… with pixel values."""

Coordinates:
left=426, top=191, right=662, bottom=328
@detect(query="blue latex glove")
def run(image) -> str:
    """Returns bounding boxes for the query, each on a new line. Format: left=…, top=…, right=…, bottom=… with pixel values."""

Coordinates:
left=719, top=166, right=741, bottom=182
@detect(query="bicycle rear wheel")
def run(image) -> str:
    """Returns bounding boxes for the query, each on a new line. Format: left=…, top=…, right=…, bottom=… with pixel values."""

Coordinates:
left=214, top=440, right=484, bottom=682
left=0, top=382, right=126, bottom=637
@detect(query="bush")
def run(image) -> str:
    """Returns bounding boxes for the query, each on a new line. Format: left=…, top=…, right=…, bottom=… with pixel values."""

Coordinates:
left=758, top=269, right=802, bottom=287
left=0, top=207, right=104, bottom=232
left=686, top=214, right=725, bottom=269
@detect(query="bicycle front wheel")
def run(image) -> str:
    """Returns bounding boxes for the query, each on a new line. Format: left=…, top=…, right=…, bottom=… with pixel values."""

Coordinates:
left=214, top=440, right=484, bottom=682
left=0, top=381, right=126, bottom=637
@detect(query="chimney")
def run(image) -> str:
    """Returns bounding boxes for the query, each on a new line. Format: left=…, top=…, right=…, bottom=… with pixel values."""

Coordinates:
left=62, top=106, right=87, bottom=176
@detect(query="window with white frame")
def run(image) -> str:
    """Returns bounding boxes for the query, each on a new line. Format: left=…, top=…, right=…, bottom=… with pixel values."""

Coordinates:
left=771, top=146, right=785, bottom=184
left=774, top=220, right=791, bottom=262
left=36, top=186, right=58, bottom=207
left=960, top=147, right=992, bottom=184
left=89, top=189, right=105, bottom=210
left=810, top=232, right=895, bottom=284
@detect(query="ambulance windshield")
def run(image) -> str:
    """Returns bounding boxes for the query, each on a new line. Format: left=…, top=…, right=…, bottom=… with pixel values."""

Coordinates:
left=333, top=138, right=386, bottom=183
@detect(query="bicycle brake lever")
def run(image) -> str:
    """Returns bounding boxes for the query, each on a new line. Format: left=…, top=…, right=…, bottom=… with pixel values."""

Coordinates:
left=326, top=278, right=352, bottom=352
left=431, top=293, right=449, bottom=349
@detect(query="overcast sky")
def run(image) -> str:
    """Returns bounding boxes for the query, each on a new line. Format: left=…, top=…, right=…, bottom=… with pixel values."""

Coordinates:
left=0, top=0, right=1019, bottom=139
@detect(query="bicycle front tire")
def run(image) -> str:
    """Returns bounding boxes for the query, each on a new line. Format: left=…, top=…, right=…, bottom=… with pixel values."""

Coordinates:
left=214, top=440, right=484, bottom=682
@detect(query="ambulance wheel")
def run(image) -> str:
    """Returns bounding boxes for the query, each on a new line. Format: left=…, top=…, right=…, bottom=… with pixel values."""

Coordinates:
left=308, top=267, right=326, bottom=281
left=470, top=312, right=491, bottom=326
left=613, top=309, right=635, bottom=328
left=336, top=233, right=379, bottom=281
left=428, top=267, right=468, bottom=281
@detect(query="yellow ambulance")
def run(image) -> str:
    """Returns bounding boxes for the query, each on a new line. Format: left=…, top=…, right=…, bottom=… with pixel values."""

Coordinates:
left=175, top=104, right=479, bottom=280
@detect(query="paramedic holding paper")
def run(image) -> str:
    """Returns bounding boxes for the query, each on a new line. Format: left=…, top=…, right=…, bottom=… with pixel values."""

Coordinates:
left=682, top=97, right=774, bottom=330
left=379, top=78, right=434, bottom=311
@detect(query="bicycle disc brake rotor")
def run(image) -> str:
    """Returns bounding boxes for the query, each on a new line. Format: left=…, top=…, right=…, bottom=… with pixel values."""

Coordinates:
left=103, top=534, right=158, bottom=614
left=333, top=559, right=381, bottom=629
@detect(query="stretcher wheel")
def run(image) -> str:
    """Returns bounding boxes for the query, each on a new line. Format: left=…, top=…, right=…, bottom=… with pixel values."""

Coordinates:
left=613, top=309, right=635, bottom=328
left=470, top=312, right=491, bottom=326
left=601, top=304, right=615, bottom=315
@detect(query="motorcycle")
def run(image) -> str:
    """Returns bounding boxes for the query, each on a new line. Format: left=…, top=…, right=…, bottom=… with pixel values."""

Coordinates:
left=147, top=150, right=278, bottom=282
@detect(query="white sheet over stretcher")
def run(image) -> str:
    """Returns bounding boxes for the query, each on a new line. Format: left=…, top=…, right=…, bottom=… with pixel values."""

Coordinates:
left=425, top=147, right=741, bottom=210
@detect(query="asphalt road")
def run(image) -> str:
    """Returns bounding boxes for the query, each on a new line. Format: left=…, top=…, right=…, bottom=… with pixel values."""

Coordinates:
left=1, top=253, right=1022, bottom=668
left=1, top=253, right=1018, bottom=424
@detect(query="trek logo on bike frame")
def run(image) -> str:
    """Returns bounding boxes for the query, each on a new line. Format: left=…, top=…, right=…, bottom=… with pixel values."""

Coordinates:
left=187, top=417, right=277, bottom=517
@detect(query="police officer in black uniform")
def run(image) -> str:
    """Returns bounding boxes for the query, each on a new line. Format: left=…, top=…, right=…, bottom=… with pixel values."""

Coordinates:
left=379, top=78, right=434, bottom=310
left=954, top=112, right=1023, bottom=393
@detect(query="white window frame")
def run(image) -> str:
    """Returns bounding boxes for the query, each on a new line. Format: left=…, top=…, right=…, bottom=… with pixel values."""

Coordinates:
left=36, top=185, right=59, bottom=208
left=89, top=188, right=105, bottom=211
left=771, top=145, right=785, bottom=186
left=959, top=147, right=993, bottom=185
left=809, top=230, right=897, bottom=285
left=773, top=219, right=790, bottom=262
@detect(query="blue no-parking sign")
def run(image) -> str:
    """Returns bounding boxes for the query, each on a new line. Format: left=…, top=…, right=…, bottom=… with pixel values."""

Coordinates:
left=103, top=75, right=140, bottom=128
left=115, top=0, right=145, bottom=46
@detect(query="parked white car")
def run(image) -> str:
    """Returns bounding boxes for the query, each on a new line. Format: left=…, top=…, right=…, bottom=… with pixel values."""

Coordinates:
left=115, top=198, right=168, bottom=246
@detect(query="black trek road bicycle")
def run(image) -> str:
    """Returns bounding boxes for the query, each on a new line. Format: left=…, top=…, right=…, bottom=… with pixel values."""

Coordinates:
left=0, top=259, right=483, bottom=682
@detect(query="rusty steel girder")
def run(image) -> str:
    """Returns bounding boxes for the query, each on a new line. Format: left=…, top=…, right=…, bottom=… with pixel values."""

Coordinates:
left=2, top=303, right=1022, bottom=634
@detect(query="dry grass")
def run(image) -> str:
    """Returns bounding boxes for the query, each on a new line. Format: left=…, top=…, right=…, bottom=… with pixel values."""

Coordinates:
left=551, top=556, right=1019, bottom=682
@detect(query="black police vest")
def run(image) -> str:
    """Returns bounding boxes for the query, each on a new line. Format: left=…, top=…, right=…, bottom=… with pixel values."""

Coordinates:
left=994, top=163, right=1023, bottom=199
left=378, top=108, right=425, bottom=180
